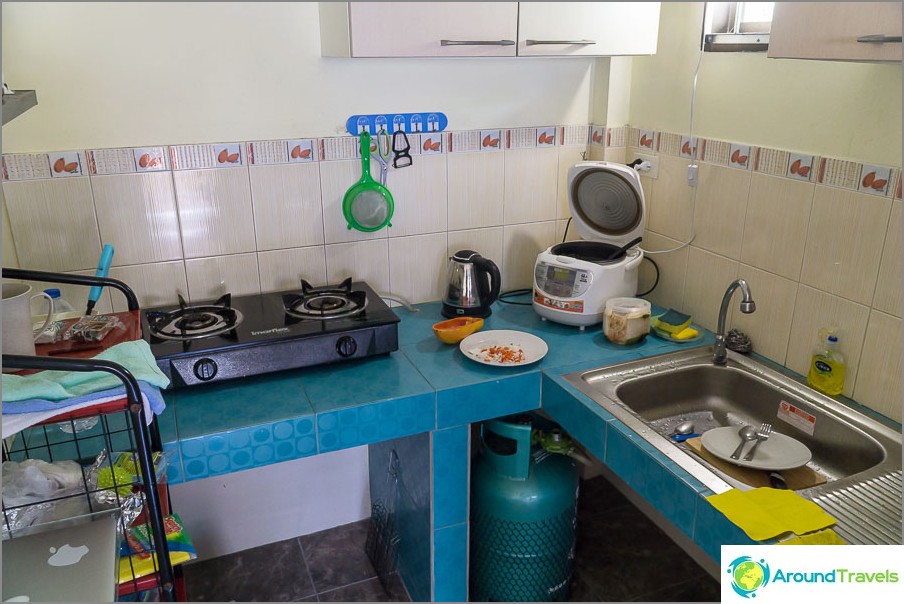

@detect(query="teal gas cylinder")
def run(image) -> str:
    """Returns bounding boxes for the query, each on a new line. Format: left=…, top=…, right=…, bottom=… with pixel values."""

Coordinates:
left=470, top=415, right=580, bottom=602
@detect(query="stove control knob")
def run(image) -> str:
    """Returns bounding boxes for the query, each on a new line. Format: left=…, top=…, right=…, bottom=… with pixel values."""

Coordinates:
left=336, top=336, right=358, bottom=358
left=193, top=358, right=218, bottom=381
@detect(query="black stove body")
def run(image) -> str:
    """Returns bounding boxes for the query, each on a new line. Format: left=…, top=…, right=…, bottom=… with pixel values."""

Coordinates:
left=142, top=280, right=400, bottom=388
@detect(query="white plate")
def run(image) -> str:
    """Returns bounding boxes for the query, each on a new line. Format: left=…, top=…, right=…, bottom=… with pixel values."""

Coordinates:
left=700, top=426, right=813, bottom=471
left=459, top=330, right=548, bottom=367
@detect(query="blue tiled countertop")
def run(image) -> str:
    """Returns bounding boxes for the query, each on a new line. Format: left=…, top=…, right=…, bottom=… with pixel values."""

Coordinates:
left=157, top=295, right=706, bottom=482
left=157, top=294, right=753, bottom=587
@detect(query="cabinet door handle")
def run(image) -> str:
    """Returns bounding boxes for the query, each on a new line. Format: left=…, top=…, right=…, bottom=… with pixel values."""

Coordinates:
left=857, top=34, right=903, bottom=43
left=440, top=39, right=516, bottom=46
left=525, top=39, right=597, bottom=46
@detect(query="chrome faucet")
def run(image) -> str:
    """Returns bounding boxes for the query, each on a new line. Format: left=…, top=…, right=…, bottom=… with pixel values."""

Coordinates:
left=713, top=279, right=756, bottom=365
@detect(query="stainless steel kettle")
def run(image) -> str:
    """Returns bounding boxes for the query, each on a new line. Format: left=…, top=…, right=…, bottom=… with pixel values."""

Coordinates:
left=441, top=250, right=501, bottom=318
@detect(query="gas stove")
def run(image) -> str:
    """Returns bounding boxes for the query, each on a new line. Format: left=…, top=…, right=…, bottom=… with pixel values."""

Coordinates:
left=141, top=278, right=400, bottom=388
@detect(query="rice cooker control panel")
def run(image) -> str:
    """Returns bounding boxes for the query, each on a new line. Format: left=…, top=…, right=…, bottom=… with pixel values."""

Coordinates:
left=534, top=261, right=592, bottom=298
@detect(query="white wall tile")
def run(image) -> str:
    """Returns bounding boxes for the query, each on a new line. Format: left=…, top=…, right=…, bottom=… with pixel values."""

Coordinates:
left=258, top=246, right=328, bottom=292
left=388, top=233, right=448, bottom=305
left=853, top=310, right=902, bottom=422
left=638, top=231, right=688, bottom=312
left=4, top=178, right=101, bottom=271
left=447, top=152, right=504, bottom=231
left=173, top=168, right=256, bottom=258
left=731, top=265, right=798, bottom=365
left=740, top=173, right=815, bottom=281
left=681, top=247, right=738, bottom=332
left=250, top=163, right=325, bottom=251
left=555, top=219, right=582, bottom=245
left=503, top=148, right=558, bottom=225
left=324, top=239, right=390, bottom=294
left=184, top=253, right=261, bottom=302
left=386, top=154, right=448, bottom=237
left=319, top=159, right=388, bottom=245
left=2, top=202, right=20, bottom=268
left=786, top=285, right=870, bottom=398
left=107, top=261, right=189, bottom=311
left=872, top=200, right=902, bottom=318
left=447, top=227, right=505, bottom=271
left=799, top=186, right=891, bottom=306
left=648, top=154, right=694, bottom=243
left=91, top=172, right=183, bottom=265
left=692, top=163, right=751, bottom=260
left=501, top=221, right=556, bottom=292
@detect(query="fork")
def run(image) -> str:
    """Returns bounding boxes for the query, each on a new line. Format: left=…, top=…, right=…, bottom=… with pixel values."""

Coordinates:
left=743, top=423, right=772, bottom=461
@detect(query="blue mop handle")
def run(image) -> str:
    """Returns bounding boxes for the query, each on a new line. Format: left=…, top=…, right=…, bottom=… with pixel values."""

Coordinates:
left=86, top=244, right=114, bottom=314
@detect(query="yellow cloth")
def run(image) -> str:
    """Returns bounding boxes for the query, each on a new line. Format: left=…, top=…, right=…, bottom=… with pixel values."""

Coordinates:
left=779, top=528, right=847, bottom=545
left=706, top=487, right=837, bottom=541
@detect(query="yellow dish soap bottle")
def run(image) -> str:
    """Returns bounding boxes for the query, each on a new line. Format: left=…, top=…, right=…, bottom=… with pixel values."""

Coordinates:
left=806, top=328, right=846, bottom=395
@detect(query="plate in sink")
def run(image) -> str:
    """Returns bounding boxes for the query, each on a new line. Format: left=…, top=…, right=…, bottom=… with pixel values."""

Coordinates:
left=701, top=426, right=812, bottom=471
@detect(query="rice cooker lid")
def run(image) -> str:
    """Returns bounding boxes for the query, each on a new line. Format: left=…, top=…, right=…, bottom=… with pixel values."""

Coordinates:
left=569, top=162, right=645, bottom=246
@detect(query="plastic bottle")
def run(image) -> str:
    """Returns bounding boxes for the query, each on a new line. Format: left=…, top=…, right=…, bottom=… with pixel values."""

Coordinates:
left=45, top=288, right=81, bottom=317
left=806, top=328, right=846, bottom=396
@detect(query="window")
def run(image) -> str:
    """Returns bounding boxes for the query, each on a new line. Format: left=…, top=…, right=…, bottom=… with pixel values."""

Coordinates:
left=703, top=2, right=774, bottom=52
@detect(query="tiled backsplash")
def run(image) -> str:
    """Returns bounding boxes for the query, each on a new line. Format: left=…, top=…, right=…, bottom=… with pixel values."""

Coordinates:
left=595, top=126, right=902, bottom=423
left=2, top=123, right=901, bottom=421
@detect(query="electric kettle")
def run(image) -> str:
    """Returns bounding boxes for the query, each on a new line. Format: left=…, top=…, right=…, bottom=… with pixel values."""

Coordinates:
left=441, top=250, right=502, bottom=319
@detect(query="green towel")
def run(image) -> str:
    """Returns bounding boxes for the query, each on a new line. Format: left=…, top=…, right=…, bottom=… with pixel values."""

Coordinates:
left=1, top=340, right=170, bottom=402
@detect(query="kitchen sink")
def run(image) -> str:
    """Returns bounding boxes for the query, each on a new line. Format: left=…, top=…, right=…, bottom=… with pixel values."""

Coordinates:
left=563, top=346, right=903, bottom=545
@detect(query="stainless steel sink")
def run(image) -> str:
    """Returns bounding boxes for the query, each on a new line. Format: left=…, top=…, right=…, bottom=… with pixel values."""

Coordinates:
left=564, top=345, right=903, bottom=545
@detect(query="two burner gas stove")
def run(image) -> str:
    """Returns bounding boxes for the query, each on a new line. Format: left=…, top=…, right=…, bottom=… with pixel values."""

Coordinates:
left=141, top=279, right=400, bottom=388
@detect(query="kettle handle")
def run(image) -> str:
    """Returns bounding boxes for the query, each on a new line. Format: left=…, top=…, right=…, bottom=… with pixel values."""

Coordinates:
left=474, top=256, right=501, bottom=308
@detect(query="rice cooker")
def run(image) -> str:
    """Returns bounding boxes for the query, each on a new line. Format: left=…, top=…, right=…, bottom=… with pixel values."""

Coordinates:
left=533, top=161, right=646, bottom=327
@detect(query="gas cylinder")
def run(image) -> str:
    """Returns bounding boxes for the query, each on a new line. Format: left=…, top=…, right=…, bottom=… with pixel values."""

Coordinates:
left=470, top=414, right=580, bottom=602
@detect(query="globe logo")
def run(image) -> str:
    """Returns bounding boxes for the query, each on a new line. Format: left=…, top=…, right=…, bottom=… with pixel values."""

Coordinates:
left=727, top=556, right=771, bottom=598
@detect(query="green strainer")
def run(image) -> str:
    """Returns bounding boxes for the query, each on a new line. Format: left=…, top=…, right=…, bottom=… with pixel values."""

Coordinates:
left=343, top=131, right=394, bottom=232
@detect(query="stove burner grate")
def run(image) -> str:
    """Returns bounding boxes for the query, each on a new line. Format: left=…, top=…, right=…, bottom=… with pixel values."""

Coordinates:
left=146, top=293, right=244, bottom=341
left=282, top=277, right=369, bottom=320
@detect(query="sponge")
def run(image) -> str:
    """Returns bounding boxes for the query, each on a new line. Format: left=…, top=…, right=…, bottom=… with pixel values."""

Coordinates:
left=672, top=326, right=699, bottom=340
left=653, top=309, right=692, bottom=335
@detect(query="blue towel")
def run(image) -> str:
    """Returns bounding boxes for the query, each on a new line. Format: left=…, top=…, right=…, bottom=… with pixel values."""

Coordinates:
left=2, top=381, right=166, bottom=416
left=1, top=340, right=170, bottom=407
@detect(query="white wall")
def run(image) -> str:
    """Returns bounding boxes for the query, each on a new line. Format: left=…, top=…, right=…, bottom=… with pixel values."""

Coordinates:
left=169, top=446, right=370, bottom=559
left=1, top=2, right=596, bottom=152
left=628, top=2, right=902, bottom=165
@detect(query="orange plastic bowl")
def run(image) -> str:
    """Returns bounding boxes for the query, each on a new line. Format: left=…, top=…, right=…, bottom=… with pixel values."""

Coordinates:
left=432, top=316, right=485, bottom=344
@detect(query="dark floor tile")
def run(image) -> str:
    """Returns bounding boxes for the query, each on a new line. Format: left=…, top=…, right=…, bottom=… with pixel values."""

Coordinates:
left=631, top=575, right=721, bottom=602
left=572, top=503, right=710, bottom=602
left=299, top=519, right=377, bottom=593
left=381, top=572, right=412, bottom=602
left=318, top=577, right=399, bottom=602
left=577, top=475, right=632, bottom=518
left=568, top=572, right=601, bottom=602
left=182, top=537, right=314, bottom=602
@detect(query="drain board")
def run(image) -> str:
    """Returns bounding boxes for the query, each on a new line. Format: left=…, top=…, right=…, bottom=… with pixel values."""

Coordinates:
left=806, top=470, right=902, bottom=544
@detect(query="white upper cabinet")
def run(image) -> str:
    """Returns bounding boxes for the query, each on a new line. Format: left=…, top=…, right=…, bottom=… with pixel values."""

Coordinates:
left=768, top=2, right=902, bottom=62
left=319, top=2, right=660, bottom=58
left=518, top=2, right=660, bottom=57
left=320, top=2, right=518, bottom=57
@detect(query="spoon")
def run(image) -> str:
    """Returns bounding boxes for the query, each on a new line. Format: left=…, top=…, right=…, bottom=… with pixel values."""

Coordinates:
left=671, top=421, right=695, bottom=436
left=729, top=425, right=758, bottom=460
left=605, top=236, right=643, bottom=260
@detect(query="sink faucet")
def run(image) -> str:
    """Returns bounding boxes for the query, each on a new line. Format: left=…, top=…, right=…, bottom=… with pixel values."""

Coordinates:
left=713, top=279, right=756, bottom=365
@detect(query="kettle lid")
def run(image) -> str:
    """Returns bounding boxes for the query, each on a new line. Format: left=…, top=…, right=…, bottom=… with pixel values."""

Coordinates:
left=452, top=249, right=481, bottom=262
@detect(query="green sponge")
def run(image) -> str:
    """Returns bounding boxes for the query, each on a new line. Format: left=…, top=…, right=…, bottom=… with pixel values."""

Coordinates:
left=653, top=309, right=692, bottom=334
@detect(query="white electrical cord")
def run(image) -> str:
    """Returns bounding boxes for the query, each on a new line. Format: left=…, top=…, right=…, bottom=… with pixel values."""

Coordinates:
left=640, top=35, right=705, bottom=256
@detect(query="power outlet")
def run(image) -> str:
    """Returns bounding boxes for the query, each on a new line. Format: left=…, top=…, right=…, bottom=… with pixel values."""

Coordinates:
left=633, top=152, right=660, bottom=179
